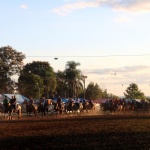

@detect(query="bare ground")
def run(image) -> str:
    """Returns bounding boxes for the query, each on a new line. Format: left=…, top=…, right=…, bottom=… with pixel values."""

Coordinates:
left=0, top=113, right=150, bottom=150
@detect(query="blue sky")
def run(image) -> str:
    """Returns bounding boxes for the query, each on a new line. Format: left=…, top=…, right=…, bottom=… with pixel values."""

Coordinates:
left=1, top=0, right=150, bottom=96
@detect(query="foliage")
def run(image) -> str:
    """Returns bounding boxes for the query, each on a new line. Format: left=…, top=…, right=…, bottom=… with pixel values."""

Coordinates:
left=55, top=70, right=68, bottom=98
left=64, top=61, right=83, bottom=98
left=101, top=89, right=108, bottom=98
left=124, top=83, right=146, bottom=100
left=85, top=82, right=103, bottom=100
left=18, top=73, right=44, bottom=99
left=0, top=46, right=25, bottom=93
left=85, top=82, right=119, bottom=100
left=107, top=93, right=119, bottom=99
left=18, top=61, right=56, bottom=98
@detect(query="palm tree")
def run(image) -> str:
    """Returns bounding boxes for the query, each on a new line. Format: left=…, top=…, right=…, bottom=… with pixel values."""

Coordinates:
left=55, top=70, right=68, bottom=98
left=64, top=61, right=83, bottom=98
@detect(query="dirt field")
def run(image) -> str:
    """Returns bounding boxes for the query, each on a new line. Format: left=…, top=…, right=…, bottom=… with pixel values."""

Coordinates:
left=0, top=113, right=150, bottom=150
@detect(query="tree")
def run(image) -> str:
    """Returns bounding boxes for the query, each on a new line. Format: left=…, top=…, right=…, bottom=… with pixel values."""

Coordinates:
left=55, top=70, right=68, bottom=98
left=18, top=73, right=44, bottom=99
left=18, top=61, right=56, bottom=98
left=64, top=61, right=83, bottom=98
left=85, top=82, right=103, bottom=100
left=107, top=93, right=119, bottom=99
left=102, top=89, right=109, bottom=98
left=124, top=83, right=146, bottom=100
left=0, top=46, right=25, bottom=93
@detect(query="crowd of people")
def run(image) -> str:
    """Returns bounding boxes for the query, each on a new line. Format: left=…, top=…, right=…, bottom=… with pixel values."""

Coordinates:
left=2, top=94, right=95, bottom=115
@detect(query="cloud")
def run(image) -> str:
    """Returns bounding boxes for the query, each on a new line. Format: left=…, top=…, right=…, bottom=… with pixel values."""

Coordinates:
left=51, top=0, right=150, bottom=16
left=82, top=65, right=150, bottom=95
left=51, top=1, right=98, bottom=16
left=20, top=4, right=28, bottom=9
left=84, top=65, right=150, bottom=75
left=83, top=65, right=150, bottom=89
left=113, top=0, right=150, bottom=13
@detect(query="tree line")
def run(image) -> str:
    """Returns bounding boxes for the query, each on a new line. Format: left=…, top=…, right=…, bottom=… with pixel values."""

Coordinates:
left=0, top=46, right=148, bottom=101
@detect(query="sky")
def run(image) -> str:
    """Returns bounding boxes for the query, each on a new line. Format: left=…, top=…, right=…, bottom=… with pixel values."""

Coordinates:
left=1, top=0, right=150, bottom=97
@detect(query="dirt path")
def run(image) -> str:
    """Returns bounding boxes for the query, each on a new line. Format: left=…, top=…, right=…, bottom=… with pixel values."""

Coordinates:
left=0, top=114, right=150, bottom=149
